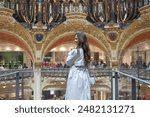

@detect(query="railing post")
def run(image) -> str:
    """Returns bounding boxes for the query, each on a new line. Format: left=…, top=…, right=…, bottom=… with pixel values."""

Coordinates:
left=111, top=71, right=119, bottom=100
left=16, top=72, right=19, bottom=100
left=21, top=73, right=24, bottom=100
left=132, top=79, right=136, bottom=100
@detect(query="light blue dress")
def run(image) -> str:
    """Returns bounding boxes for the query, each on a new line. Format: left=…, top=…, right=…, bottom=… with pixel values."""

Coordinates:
left=65, top=48, right=91, bottom=100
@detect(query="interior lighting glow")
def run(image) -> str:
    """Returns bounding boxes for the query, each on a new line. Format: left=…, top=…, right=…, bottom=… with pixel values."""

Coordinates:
left=145, top=44, right=149, bottom=50
left=5, top=47, right=11, bottom=51
left=59, top=47, right=66, bottom=51
left=50, top=90, right=55, bottom=95
left=2, top=85, right=6, bottom=88
left=15, top=47, right=21, bottom=51
left=51, top=48, right=56, bottom=51
left=12, top=84, right=15, bottom=87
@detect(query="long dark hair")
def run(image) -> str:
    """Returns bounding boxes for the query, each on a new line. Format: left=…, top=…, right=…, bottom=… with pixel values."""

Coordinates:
left=75, top=32, right=91, bottom=66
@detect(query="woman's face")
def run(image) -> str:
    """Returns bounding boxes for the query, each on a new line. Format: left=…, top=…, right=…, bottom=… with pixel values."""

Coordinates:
left=74, top=35, right=78, bottom=44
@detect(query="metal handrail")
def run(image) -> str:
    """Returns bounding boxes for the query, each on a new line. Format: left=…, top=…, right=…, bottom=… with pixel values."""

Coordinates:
left=120, top=68, right=150, bottom=80
left=117, top=70, right=150, bottom=85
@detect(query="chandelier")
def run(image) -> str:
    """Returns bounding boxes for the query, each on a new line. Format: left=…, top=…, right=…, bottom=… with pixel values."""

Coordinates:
left=1, top=0, right=150, bottom=30
left=86, top=0, right=150, bottom=29
left=12, top=0, right=66, bottom=30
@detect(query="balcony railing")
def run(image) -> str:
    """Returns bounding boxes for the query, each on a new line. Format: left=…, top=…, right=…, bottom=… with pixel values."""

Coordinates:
left=0, top=68, right=150, bottom=100
left=0, top=68, right=112, bottom=80
left=0, top=68, right=150, bottom=81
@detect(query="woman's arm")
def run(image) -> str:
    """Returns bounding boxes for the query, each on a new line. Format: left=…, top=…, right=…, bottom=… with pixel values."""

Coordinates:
left=66, top=49, right=80, bottom=67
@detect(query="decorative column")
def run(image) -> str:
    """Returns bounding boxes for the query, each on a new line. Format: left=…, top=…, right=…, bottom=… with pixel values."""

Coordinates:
left=94, top=90, right=99, bottom=100
left=104, top=25, right=120, bottom=100
left=110, top=50, right=118, bottom=68
left=33, top=62, right=42, bottom=100
left=100, top=91, right=103, bottom=100
left=110, top=49, right=119, bottom=100
left=32, top=21, right=46, bottom=99
left=103, top=91, right=106, bottom=100
left=52, top=51, right=55, bottom=63
left=33, top=50, right=42, bottom=100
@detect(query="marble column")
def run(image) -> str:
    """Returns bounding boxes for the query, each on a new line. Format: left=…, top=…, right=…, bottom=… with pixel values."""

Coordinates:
left=94, top=90, right=99, bottom=100
left=33, top=62, right=42, bottom=100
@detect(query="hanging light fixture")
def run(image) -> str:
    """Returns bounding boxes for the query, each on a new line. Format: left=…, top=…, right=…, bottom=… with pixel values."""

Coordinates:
left=1, top=0, right=150, bottom=30
left=11, top=0, right=66, bottom=30
left=86, top=0, right=150, bottom=29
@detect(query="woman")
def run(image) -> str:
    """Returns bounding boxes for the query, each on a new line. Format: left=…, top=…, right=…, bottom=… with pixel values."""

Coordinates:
left=65, top=32, right=91, bottom=100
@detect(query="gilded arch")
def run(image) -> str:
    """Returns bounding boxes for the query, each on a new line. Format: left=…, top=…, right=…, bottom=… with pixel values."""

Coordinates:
left=0, top=31, right=34, bottom=59
left=117, top=8, right=150, bottom=61
left=0, top=13, right=35, bottom=60
left=42, top=17, right=111, bottom=59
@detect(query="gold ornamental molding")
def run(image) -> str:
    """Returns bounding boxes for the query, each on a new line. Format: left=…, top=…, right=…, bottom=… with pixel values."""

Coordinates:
left=0, top=7, right=14, bottom=16
left=0, top=8, right=35, bottom=59
left=66, top=12, right=87, bottom=19
left=103, top=28, right=121, bottom=50
left=42, top=14, right=111, bottom=58
left=117, top=5, right=150, bottom=59
left=139, top=5, right=150, bottom=16
left=34, top=62, right=42, bottom=69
